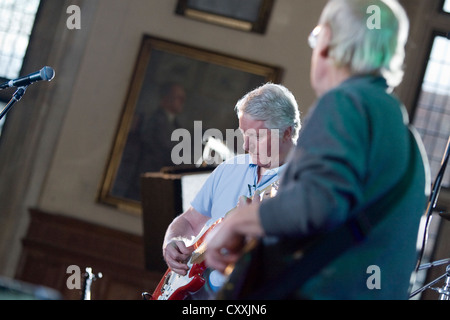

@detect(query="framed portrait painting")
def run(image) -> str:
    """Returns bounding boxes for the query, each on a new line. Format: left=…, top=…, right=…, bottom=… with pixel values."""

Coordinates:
left=175, top=0, right=275, bottom=34
left=98, top=35, right=282, bottom=213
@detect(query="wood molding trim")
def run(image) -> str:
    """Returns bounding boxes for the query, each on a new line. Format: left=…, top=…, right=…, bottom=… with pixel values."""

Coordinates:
left=15, top=208, right=163, bottom=300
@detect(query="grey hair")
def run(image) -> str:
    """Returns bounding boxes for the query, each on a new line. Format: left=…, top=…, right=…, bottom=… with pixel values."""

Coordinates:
left=319, top=0, right=409, bottom=88
left=235, top=83, right=301, bottom=144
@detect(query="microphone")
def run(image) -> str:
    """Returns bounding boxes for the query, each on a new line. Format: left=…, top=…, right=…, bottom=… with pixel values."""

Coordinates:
left=0, top=66, right=55, bottom=89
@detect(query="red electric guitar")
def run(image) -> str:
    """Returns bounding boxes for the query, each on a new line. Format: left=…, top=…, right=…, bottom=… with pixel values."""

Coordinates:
left=149, top=181, right=279, bottom=300
left=150, top=217, right=223, bottom=300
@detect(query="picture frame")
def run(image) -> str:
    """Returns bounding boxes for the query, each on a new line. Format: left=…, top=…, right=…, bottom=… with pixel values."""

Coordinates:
left=175, top=0, right=275, bottom=34
left=98, top=35, right=282, bottom=213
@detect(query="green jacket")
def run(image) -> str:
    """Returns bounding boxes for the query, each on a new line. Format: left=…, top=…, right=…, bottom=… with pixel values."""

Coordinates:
left=259, top=76, right=430, bottom=299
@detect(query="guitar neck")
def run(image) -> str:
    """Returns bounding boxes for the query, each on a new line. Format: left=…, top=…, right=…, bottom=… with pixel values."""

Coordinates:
left=187, top=181, right=280, bottom=266
left=190, top=242, right=207, bottom=265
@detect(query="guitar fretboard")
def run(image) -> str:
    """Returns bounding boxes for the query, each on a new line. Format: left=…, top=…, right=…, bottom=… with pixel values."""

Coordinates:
left=189, top=181, right=279, bottom=266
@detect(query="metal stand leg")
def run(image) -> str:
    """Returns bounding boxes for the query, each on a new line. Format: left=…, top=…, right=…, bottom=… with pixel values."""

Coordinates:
left=437, top=265, right=450, bottom=300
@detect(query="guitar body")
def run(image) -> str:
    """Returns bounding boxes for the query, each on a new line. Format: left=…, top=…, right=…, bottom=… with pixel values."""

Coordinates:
left=151, top=218, right=223, bottom=300
left=151, top=262, right=207, bottom=300
left=151, top=181, right=280, bottom=300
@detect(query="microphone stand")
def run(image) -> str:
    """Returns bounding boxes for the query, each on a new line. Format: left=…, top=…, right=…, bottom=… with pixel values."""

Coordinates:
left=411, top=31, right=450, bottom=300
left=0, top=85, right=28, bottom=121
left=81, top=267, right=102, bottom=300
left=410, top=261, right=450, bottom=300
left=415, top=135, right=450, bottom=269
left=410, top=135, right=450, bottom=299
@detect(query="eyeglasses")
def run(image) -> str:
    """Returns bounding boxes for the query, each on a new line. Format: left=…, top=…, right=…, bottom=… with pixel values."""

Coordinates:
left=308, top=25, right=322, bottom=49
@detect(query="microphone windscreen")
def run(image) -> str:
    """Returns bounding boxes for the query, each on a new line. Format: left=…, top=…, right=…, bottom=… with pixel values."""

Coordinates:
left=41, top=66, right=55, bottom=81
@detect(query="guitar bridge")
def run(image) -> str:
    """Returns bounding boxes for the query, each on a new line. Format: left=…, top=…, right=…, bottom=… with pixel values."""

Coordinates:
left=161, top=272, right=172, bottom=293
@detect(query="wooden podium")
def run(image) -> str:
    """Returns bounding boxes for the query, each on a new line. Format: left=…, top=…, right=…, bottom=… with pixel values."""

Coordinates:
left=140, top=166, right=213, bottom=272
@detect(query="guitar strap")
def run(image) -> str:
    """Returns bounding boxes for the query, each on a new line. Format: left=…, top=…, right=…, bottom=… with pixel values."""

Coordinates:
left=220, top=126, right=423, bottom=300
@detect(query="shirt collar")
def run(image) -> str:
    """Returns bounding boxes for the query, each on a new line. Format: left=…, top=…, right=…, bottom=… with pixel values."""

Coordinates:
left=248, top=157, right=287, bottom=176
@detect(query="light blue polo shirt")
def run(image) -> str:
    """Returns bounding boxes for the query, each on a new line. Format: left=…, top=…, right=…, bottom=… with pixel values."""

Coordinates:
left=191, top=154, right=285, bottom=224
left=190, top=153, right=286, bottom=296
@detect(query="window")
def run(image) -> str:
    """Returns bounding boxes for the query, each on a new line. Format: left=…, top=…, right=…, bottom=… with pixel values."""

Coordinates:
left=0, top=0, right=40, bottom=79
left=444, top=0, right=450, bottom=13
left=409, top=0, right=450, bottom=300
left=0, top=0, right=41, bottom=137
left=413, top=34, right=450, bottom=188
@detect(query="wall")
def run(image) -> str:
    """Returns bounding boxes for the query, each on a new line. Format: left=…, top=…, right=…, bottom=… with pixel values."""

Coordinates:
left=0, top=0, right=327, bottom=278
left=39, top=0, right=326, bottom=233
left=1, top=0, right=448, bottom=300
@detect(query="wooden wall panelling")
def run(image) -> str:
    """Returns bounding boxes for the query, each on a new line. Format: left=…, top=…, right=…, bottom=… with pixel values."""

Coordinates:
left=15, top=209, right=162, bottom=300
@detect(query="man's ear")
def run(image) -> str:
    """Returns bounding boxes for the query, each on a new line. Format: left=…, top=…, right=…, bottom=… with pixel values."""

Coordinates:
left=318, top=24, right=332, bottom=59
left=283, top=126, right=293, bottom=142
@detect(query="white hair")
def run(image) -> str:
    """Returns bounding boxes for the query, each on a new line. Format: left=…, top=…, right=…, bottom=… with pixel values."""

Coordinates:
left=319, top=0, right=409, bottom=88
left=235, top=83, right=301, bottom=144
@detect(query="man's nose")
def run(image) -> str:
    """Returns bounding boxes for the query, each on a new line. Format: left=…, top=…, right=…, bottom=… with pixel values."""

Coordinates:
left=243, top=136, right=249, bottom=152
